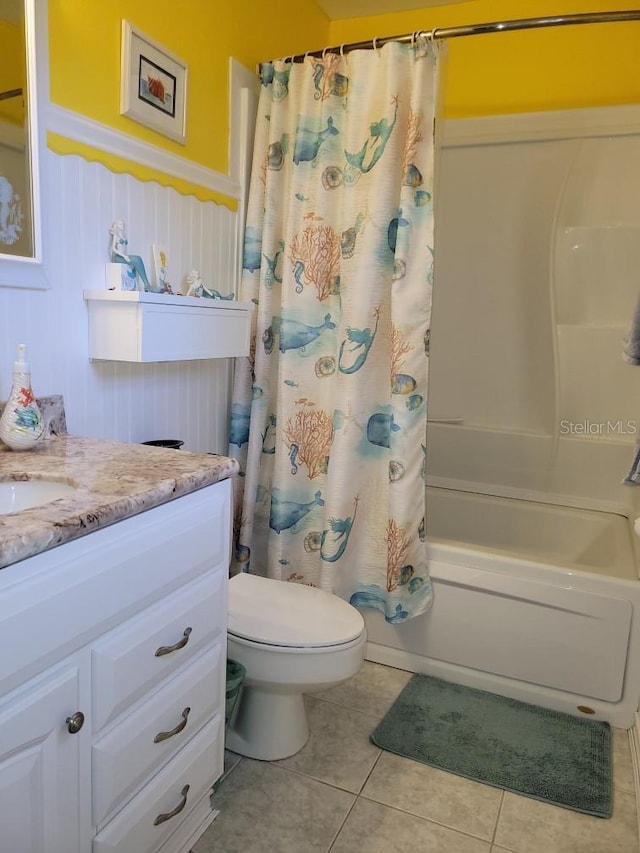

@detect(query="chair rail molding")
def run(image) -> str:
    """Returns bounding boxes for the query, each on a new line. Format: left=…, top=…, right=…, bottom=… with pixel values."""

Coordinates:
left=47, top=103, right=241, bottom=205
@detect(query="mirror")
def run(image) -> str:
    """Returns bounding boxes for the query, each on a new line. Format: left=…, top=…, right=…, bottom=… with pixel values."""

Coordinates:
left=0, top=0, right=46, bottom=287
left=0, top=0, right=32, bottom=256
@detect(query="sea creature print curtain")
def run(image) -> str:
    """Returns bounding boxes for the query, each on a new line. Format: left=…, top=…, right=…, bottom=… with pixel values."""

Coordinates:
left=229, top=38, right=441, bottom=622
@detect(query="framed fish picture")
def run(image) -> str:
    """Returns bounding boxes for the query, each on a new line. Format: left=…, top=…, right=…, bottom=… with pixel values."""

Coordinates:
left=120, top=21, right=188, bottom=144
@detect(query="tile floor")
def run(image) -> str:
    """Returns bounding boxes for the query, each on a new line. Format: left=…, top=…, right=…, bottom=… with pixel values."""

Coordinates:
left=193, top=661, right=639, bottom=853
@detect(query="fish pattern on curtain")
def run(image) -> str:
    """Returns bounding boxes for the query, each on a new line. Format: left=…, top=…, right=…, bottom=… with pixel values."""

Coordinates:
left=229, top=39, right=440, bottom=622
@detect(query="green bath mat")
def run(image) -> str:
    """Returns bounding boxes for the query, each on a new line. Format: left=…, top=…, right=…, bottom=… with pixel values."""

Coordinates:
left=371, top=674, right=612, bottom=817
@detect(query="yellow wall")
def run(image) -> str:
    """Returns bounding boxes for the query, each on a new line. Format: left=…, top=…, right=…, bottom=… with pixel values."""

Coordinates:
left=0, top=17, right=25, bottom=126
left=46, top=0, right=640, bottom=188
left=48, top=0, right=329, bottom=177
left=329, top=0, right=640, bottom=117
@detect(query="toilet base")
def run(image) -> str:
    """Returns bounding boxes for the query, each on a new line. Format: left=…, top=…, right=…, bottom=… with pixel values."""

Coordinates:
left=226, top=685, right=310, bottom=760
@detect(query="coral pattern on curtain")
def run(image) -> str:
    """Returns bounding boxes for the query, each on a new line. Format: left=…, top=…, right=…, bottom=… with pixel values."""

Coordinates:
left=229, top=39, right=440, bottom=622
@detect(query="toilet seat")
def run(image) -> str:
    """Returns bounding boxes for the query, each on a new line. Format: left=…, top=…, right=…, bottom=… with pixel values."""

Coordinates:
left=228, top=573, right=364, bottom=649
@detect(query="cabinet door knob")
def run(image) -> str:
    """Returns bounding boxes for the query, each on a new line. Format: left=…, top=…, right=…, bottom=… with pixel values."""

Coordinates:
left=154, top=707, right=191, bottom=743
left=66, top=711, right=85, bottom=734
left=155, top=627, right=192, bottom=657
left=153, top=784, right=190, bottom=826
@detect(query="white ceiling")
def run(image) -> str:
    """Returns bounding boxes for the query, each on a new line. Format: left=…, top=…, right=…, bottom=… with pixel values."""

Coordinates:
left=314, top=0, right=469, bottom=22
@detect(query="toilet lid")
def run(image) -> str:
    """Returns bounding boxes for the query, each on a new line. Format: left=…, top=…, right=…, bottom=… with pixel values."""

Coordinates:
left=228, top=573, right=365, bottom=648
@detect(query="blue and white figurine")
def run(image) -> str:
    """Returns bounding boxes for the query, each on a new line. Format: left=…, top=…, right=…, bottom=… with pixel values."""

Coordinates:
left=108, top=221, right=159, bottom=292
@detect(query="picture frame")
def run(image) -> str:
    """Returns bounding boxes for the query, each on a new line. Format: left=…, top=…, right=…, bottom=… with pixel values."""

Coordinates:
left=120, top=21, right=187, bottom=145
left=152, top=244, right=169, bottom=291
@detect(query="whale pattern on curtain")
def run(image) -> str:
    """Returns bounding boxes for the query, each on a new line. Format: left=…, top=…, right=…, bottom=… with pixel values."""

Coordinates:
left=229, top=39, right=440, bottom=622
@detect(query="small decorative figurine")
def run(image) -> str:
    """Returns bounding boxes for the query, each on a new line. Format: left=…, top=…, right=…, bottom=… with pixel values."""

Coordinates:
left=108, top=221, right=160, bottom=292
left=185, top=268, right=234, bottom=300
left=185, top=269, right=204, bottom=298
left=153, top=244, right=173, bottom=293
left=0, top=176, right=23, bottom=246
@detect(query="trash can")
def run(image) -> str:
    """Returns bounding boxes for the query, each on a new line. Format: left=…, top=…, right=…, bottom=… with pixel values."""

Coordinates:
left=225, top=659, right=246, bottom=724
left=141, top=439, right=184, bottom=450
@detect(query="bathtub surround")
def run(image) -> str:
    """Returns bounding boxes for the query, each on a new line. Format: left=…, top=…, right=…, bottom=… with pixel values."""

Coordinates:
left=230, top=39, right=440, bottom=622
left=429, top=111, right=640, bottom=476
left=371, top=673, right=612, bottom=818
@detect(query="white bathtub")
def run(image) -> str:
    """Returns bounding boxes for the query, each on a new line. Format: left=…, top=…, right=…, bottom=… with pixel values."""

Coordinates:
left=363, top=486, right=640, bottom=727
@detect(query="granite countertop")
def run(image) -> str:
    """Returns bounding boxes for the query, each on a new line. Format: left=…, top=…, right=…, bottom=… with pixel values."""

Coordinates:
left=0, top=436, right=239, bottom=570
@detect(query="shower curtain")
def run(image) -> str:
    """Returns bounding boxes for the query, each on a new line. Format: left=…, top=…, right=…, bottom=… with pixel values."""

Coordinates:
left=229, top=38, right=441, bottom=622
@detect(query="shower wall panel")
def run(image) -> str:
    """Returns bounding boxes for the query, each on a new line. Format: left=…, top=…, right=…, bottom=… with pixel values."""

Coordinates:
left=428, top=106, right=640, bottom=508
left=430, top=138, right=572, bottom=434
left=554, top=137, right=640, bottom=442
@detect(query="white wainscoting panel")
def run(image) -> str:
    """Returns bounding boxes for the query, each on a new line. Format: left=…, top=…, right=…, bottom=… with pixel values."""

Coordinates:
left=0, top=147, right=238, bottom=453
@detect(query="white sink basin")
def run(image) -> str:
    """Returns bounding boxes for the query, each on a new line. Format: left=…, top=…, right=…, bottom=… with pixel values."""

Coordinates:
left=0, top=480, right=78, bottom=514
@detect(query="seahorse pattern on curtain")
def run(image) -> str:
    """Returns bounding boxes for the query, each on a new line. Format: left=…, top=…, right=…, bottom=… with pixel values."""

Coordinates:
left=229, top=39, right=440, bottom=622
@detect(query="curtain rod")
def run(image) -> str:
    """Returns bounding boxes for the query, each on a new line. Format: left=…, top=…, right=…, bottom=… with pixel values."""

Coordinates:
left=0, top=88, right=23, bottom=102
left=276, top=10, right=640, bottom=63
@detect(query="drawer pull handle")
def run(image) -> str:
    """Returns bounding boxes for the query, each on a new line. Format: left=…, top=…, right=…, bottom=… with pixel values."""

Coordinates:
left=155, top=627, right=192, bottom=657
left=153, top=784, right=190, bottom=826
left=154, top=707, right=191, bottom=743
left=66, top=711, right=85, bottom=734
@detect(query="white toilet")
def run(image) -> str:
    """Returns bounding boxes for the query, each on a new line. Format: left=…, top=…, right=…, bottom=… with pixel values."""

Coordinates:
left=226, top=573, right=366, bottom=760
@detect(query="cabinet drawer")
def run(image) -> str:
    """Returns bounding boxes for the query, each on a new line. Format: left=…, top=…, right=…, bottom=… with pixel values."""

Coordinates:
left=93, top=714, right=223, bottom=853
left=92, top=571, right=225, bottom=732
left=84, top=290, right=251, bottom=361
left=93, top=642, right=224, bottom=826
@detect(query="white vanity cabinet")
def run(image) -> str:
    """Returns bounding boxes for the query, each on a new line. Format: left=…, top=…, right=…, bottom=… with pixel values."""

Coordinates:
left=0, top=478, right=232, bottom=853
left=0, top=661, right=85, bottom=853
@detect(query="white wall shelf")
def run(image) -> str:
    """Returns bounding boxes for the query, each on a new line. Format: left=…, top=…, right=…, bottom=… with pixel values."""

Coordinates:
left=84, top=290, right=251, bottom=362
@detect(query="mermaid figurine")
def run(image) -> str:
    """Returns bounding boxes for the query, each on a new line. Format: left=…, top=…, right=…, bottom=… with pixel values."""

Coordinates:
left=109, top=221, right=158, bottom=291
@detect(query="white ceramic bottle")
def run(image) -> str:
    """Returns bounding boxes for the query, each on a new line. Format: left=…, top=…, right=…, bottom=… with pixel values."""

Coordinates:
left=0, top=344, right=44, bottom=451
